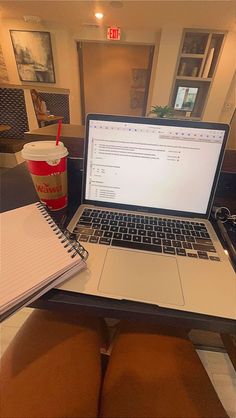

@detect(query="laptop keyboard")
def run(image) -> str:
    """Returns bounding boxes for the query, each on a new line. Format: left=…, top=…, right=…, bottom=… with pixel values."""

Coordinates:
left=73, top=208, right=220, bottom=261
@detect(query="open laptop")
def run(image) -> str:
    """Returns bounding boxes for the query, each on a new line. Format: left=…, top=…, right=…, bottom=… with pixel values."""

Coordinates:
left=58, top=114, right=236, bottom=320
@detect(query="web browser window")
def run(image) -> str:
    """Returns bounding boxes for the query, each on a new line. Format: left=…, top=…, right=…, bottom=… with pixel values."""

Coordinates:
left=85, top=119, right=224, bottom=214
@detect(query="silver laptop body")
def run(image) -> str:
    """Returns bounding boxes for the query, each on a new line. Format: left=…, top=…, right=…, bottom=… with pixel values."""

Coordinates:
left=58, top=114, right=236, bottom=320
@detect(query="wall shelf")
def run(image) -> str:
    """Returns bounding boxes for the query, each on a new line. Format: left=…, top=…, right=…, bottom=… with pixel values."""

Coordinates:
left=170, top=28, right=226, bottom=119
left=176, top=76, right=211, bottom=81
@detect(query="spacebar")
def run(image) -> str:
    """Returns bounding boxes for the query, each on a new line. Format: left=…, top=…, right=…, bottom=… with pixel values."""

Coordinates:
left=111, top=239, right=162, bottom=253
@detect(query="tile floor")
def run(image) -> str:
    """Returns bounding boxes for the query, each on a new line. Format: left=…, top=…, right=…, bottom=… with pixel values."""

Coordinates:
left=1, top=307, right=236, bottom=418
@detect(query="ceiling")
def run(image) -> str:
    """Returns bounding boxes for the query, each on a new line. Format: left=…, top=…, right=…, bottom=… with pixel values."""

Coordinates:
left=0, top=1, right=235, bottom=32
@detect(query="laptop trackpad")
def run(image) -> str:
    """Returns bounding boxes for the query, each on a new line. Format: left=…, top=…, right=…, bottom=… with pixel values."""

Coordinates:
left=98, top=248, right=184, bottom=306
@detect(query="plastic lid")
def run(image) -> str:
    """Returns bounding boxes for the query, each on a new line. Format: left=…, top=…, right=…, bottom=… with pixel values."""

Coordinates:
left=21, top=141, right=68, bottom=161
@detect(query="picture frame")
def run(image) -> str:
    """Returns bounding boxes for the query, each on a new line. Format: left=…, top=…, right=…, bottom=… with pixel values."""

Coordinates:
left=174, top=86, right=199, bottom=112
left=10, top=30, right=55, bottom=83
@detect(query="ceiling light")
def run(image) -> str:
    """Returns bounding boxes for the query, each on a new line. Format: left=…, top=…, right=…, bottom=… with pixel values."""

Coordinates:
left=95, top=12, right=103, bottom=20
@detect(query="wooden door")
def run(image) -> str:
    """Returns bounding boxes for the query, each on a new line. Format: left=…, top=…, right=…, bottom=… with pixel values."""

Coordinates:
left=78, top=42, right=154, bottom=123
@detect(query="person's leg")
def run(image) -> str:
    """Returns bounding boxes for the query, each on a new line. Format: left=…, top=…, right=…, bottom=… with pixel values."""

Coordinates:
left=100, top=321, right=228, bottom=418
left=1, top=309, right=104, bottom=418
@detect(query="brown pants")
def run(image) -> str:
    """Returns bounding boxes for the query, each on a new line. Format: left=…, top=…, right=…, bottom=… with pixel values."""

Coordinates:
left=0, top=309, right=228, bottom=418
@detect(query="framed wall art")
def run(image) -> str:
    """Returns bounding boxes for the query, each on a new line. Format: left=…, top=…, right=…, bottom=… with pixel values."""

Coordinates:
left=10, top=30, right=55, bottom=83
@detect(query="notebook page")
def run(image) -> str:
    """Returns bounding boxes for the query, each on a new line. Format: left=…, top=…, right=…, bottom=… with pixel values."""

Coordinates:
left=0, top=203, right=82, bottom=311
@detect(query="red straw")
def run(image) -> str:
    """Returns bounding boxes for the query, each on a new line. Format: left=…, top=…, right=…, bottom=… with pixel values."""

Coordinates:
left=56, top=119, right=62, bottom=146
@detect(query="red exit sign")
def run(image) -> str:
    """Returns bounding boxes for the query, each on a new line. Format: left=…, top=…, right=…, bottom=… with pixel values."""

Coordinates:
left=107, top=26, right=121, bottom=40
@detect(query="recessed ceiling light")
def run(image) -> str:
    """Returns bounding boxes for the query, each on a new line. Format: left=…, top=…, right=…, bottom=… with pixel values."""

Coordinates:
left=95, top=12, right=103, bottom=19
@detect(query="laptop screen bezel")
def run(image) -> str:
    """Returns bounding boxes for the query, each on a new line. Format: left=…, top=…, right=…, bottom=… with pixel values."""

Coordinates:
left=82, top=113, right=229, bottom=219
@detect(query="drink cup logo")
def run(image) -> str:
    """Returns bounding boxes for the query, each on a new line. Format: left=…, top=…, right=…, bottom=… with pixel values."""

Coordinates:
left=31, top=172, right=67, bottom=199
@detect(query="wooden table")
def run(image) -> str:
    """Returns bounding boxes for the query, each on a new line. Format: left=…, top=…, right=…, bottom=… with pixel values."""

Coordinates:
left=37, top=115, right=64, bottom=127
left=0, top=124, right=11, bottom=132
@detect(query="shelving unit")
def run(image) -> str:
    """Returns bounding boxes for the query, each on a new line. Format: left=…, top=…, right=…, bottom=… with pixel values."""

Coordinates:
left=170, top=29, right=226, bottom=119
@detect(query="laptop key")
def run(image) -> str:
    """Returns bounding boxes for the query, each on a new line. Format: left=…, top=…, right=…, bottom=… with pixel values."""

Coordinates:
left=147, top=231, right=156, bottom=237
left=188, top=253, right=198, bottom=258
left=133, top=235, right=142, bottom=242
left=173, top=228, right=181, bottom=234
left=110, top=226, right=119, bottom=232
left=92, top=218, right=101, bottom=224
left=113, top=232, right=122, bottom=239
left=186, top=236, right=195, bottom=242
left=89, top=236, right=99, bottom=243
left=201, top=232, right=210, bottom=238
left=166, top=233, right=175, bottom=240
left=129, top=228, right=137, bottom=234
left=195, top=237, right=212, bottom=245
left=162, top=239, right=171, bottom=246
left=175, top=234, right=185, bottom=241
left=79, top=216, right=92, bottom=223
left=104, top=231, right=113, bottom=238
left=136, top=223, right=144, bottom=229
left=101, top=225, right=110, bottom=231
left=112, top=239, right=162, bottom=253
left=163, top=246, right=175, bottom=255
left=138, top=230, right=147, bottom=236
left=143, top=237, right=151, bottom=244
left=209, top=256, right=220, bottom=261
left=191, top=231, right=201, bottom=237
left=127, top=222, right=135, bottom=228
left=198, top=251, right=209, bottom=260
left=79, top=234, right=89, bottom=242
left=92, top=224, right=101, bottom=229
left=192, top=243, right=216, bottom=252
left=145, top=225, right=153, bottom=231
left=99, top=238, right=111, bottom=245
left=194, top=225, right=207, bottom=231
left=123, top=234, right=132, bottom=241
left=152, top=238, right=162, bottom=245
left=183, top=242, right=192, bottom=249
left=172, top=241, right=182, bottom=248
left=78, top=221, right=92, bottom=226
left=118, top=221, right=127, bottom=227
left=156, top=232, right=165, bottom=238
left=176, top=248, right=187, bottom=256
left=94, top=230, right=104, bottom=237
left=76, top=227, right=94, bottom=235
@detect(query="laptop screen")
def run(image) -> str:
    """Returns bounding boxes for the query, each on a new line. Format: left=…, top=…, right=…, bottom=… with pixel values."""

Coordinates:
left=84, top=114, right=229, bottom=218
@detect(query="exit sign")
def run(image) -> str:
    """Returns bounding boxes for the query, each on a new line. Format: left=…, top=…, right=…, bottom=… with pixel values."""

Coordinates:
left=107, top=26, right=121, bottom=40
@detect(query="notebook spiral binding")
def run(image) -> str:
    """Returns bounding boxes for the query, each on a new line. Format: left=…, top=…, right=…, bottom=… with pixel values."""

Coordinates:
left=36, top=203, right=89, bottom=261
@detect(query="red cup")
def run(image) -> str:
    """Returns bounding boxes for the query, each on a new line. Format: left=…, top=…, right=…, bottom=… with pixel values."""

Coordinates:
left=22, top=141, right=68, bottom=211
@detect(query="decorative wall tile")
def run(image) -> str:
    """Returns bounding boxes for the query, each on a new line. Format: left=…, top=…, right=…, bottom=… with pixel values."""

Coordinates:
left=0, top=88, right=29, bottom=139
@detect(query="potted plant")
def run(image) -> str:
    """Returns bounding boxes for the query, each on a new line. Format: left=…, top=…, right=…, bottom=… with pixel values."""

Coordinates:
left=148, top=105, right=174, bottom=118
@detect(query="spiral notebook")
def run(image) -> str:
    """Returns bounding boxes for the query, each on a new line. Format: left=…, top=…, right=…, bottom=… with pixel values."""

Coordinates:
left=0, top=202, right=88, bottom=322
